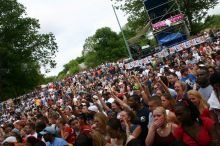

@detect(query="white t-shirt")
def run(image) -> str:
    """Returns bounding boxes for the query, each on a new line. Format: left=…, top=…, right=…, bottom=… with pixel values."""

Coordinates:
left=208, top=91, right=220, bottom=110
left=208, top=91, right=220, bottom=123
left=142, top=69, right=149, bottom=76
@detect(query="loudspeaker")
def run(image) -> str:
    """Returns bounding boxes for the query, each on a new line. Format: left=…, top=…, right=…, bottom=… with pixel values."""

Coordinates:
left=144, top=0, right=175, bottom=24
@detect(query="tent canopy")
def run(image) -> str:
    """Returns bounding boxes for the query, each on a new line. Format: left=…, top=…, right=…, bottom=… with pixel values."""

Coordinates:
left=158, top=32, right=186, bottom=46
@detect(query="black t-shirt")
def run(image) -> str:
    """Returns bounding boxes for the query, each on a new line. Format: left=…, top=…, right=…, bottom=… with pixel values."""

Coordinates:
left=133, top=104, right=149, bottom=144
left=35, top=141, right=46, bottom=146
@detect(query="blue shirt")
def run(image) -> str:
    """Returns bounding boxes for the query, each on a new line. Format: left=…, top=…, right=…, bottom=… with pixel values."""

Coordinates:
left=181, top=74, right=196, bottom=88
left=46, top=137, right=68, bottom=146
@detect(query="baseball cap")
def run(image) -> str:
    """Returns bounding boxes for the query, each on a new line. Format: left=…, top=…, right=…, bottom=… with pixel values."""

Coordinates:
left=88, top=105, right=98, bottom=112
left=2, top=136, right=17, bottom=144
left=92, top=95, right=98, bottom=100
left=39, top=126, right=56, bottom=135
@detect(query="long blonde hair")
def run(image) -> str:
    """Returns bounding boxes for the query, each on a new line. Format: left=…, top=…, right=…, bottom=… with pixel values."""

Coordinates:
left=94, top=112, right=108, bottom=134
left=90, top=130, right=106, bottom=146
left=187, top=90, right=209, bottom=113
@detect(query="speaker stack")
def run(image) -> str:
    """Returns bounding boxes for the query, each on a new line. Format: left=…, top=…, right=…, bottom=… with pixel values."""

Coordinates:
left=144, top=0, right=190, bottom=47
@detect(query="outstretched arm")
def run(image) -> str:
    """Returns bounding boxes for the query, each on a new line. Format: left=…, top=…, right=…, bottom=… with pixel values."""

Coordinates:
left=110, top=91, right=132, bottom=111
left=97, top=93, right=111, bottom=112
left=157, top=77, right=171, bottom=96
left=133, top=76, right=150, bottom=105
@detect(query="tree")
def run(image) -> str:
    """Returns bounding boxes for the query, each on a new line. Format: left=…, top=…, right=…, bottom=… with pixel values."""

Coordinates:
left=0, top=0, right=58, bottom=99
left=111, top=0, right=218, bottom=33
left=179, top=0, right=218, bottom=26
left=84, top=51, right=100, bottom=68
left=41, top=76, right=57, bottom=84
left=82, top=36, right=96, bottom=56
left=83, top=27, right=127, bottom=67
left=111, top=0, right=148, bottom=33
left=203, top=15, right=220, bottom=30
left=64, top=60, right=80, bottom=75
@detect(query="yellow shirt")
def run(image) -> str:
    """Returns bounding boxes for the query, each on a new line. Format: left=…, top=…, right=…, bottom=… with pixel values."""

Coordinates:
left=35, top=99, right=41, bottom=106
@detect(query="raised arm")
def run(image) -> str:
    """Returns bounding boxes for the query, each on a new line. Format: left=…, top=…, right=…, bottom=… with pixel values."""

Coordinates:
left=97, top=92, right=111, bottom=112
left=56, top=108, right=69, bottom=123
left=157, top=77, right=171, bottom=96
left=110, top=90, right=132, bottom=111
left=133, top=76, right=150, bottom=105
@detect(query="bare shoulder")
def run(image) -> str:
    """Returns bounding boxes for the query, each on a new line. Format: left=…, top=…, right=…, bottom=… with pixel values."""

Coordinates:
left=171, top=123, right=178, bottom=128
left=171, top=123, right=178, bottom=133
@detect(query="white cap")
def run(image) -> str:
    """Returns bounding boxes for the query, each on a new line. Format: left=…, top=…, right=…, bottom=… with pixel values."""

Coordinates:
left=2, top=136, right=17, bottom=144
left=88, top=105, right=98, bottom=112
left=92, top=95, right=98, bottom=100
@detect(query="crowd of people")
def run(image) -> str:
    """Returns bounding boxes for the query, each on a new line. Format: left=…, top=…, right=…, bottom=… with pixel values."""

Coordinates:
left=0, top=31, right=220, bottom=146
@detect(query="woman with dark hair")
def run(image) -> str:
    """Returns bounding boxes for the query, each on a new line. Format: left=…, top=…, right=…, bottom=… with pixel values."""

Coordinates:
left=160, top=93, right=178, bottom=123
left=174, top=98, right=220, bottom=146
left=106, top=118, right=127, bottom=146
left=119, top=109, right=141, bottom=139
left=208, top=65, right=216, bottom=76
left=161, top=93, right=176, bottom=111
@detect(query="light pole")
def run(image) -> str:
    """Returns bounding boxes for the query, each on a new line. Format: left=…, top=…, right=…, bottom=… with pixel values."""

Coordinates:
left=112, top=5, right=133, bottom=60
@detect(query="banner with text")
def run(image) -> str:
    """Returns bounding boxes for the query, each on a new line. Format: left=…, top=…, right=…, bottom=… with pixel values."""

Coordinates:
left=125, top=35, right=207, bottom=69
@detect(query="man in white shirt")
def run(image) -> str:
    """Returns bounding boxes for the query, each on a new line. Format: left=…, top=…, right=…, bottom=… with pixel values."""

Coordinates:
left=209, top=72, right=220, bottom=126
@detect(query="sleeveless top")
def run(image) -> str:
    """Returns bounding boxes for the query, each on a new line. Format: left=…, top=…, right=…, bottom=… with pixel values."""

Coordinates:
left=174, top=117, right=214, bottom=146
left=152, top=124, right=176, bottom=146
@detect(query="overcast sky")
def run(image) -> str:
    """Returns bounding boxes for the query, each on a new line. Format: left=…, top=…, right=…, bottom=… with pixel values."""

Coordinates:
left=17, top=0, right=220, bottom=77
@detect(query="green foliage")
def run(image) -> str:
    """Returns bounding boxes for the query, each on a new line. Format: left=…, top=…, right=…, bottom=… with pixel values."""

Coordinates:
left=111, top=0, right=147, bottom=33
left=57, top=56, right=85, bottom=79
left=58, top=27, right=128, bottom=77
left=189, top=15, right=220, bottom=35
left=179, top=0, right=218, bottom=25
left=41, top=76, right=57, bottom=84
left=57, top=71, right=66, bottom=80
left=64, top=60, right=80, bottom=75
left=83, top=27, right=127, bottom=66
left=84, top=52, right=100, bottom=68
left=0, top=0, right=58, bottom=100
left=190, top=22, right=204, bottom=35
left=203, top=15, right=220, bottom=30
left=82, top=36, right=96, bottom=56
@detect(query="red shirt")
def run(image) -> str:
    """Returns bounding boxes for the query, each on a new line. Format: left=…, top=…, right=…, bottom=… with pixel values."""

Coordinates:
left=61, top=127, right=76, bottom=144
left=201, top=108, right=211, bottom=118
left=174, top=117, right=214, bottom=146
left=80, top=125, right=92, bottom=135
left=199, top=47, right=206, bottom=55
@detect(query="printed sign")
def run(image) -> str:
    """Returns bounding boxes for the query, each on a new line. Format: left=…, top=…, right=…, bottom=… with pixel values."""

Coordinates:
left=152, top=14, right=184, bottom=31
left=124, top=35, right=207, bottom=69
